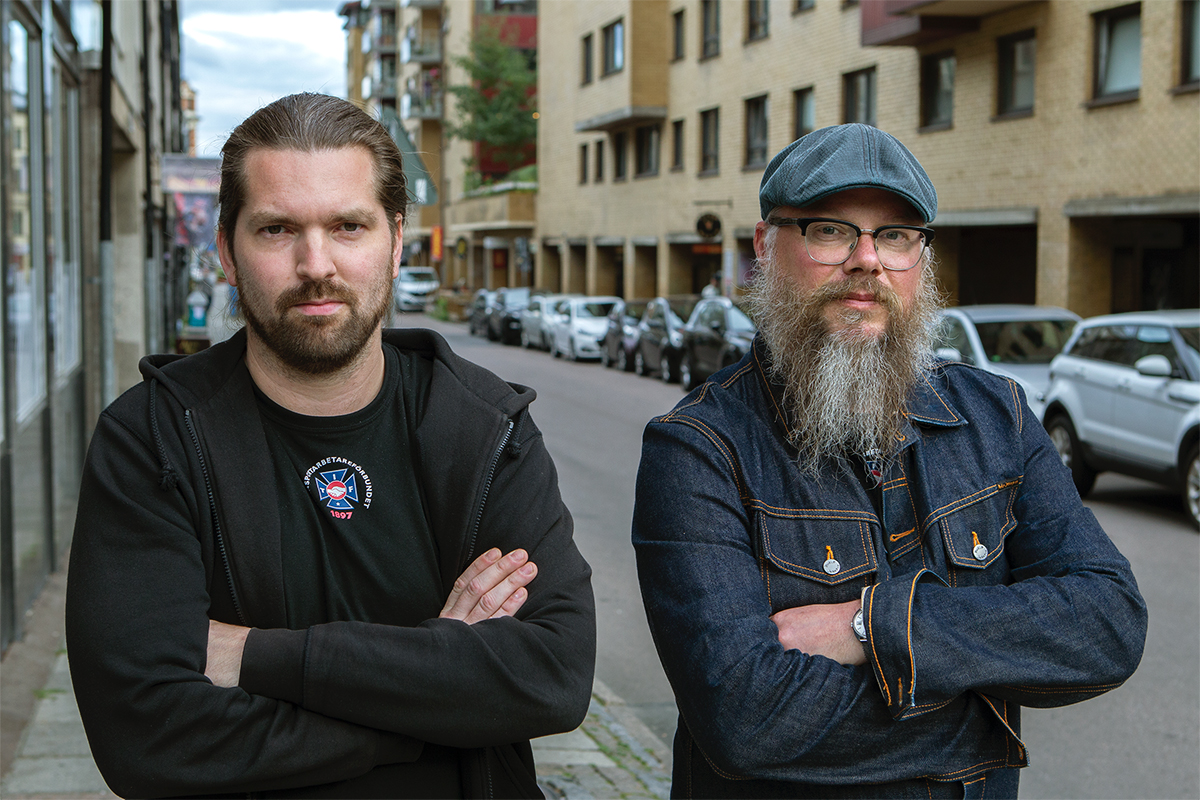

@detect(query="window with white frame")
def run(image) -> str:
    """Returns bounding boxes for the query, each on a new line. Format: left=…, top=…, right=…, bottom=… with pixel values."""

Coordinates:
left=1093, top=4, right=1141, bottom=100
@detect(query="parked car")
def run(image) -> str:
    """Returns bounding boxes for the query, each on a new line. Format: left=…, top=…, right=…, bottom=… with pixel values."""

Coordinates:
left=393, top=266, right=440, bottom=312
left=520, top=293, right=576, bottom=350
left=550, top=296, right=622, bottom=361
left=487, top=287, right=531, bottom=344
left=933, top=304, right=1080, bottom=421
left=634, top=295, right=700, bottom=382
left=679, top=297, right=757, bottom=390
left=467, top=289, right=496, bottom=337
left=1042, top=309, right=1200, bottom=528
left=600, top=298, right=649, bottom=371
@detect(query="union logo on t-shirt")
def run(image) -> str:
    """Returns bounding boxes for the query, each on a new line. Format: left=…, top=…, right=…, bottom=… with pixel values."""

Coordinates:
left=303, top=457, right=374, bottom=520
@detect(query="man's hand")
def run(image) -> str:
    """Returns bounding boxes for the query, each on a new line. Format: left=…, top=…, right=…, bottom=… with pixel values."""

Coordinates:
left=439, top=548, right=537, bottom=625
left=771, top=599, right=866, bottom=666
left=206, top=620, right=251, bottom=687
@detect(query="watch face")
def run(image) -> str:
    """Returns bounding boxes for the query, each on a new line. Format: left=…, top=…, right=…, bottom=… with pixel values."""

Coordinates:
left=852, top=609, right=866, bottom=640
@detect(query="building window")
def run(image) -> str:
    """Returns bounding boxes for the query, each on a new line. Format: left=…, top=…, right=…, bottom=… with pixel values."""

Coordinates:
left=672, top=119, right=684, bottom=170
left=744, top=95, right=768, bottom=167
left=1182, top=0, right=1199, bottom=87
left=702, top=0, right=721, bottom=59
left=793, top=86, right=814, bottom=139
left=673, top=10, right=686, bottom=61
left=920, top=51, right=955, bottom=129
left=635, top=124, right=661, bottom=177
left=603, top=19, right=625, bottom=75
left=595, top=140, right=605, bottom=181
left=700, top=107, right=720, bottom=173
left=997, top=30, right=1036, bottom=115
left=613, top=130, right=628, bottom=180
left=747, top=0, right=769, bottom=41
left=1093, top=4, right=1141, bottom=101
left=795, top=0, right=815, bottom=11
left=843, top=67, right=876, bottom=125
left=581, top=34, right=593, bottom=84
left=580, top=143, right=589, bottom=184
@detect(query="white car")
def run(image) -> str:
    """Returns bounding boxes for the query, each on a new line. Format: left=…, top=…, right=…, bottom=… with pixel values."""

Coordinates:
left=1043, top=309, right=1200, bottom=528
left=393, top=267, right=440, bottom=312
left=933, top=305, right=1080, bottom=421
left=550, top=297, right=621, bottom=361
left=520, top=293, right=577, bottom=351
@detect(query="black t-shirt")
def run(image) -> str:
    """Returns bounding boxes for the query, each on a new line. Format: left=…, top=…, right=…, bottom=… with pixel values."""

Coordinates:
left=255, top=344, right=463, bottom=797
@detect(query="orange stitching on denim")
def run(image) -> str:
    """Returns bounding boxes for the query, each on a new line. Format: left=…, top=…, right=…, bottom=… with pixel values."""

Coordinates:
left=905, top=571, right=920, bottom=704
left=667, top=416, right=747, bottom=499
left=721, top=359, right=755, bottom=389
left=921, top=479, right=1022, bottom=537
left=746, top=500, right=876, bottom=522
left=864, top=586, right=892, bottom=707
left=1003, top=682, right=1122, bottom=693
left=916, top=372, right=961, bottom=423
left=890, top=528, right=916, bottom=542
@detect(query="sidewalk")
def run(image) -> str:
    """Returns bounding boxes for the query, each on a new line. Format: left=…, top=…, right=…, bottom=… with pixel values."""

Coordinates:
left=1, top=570, right=671, bottom=800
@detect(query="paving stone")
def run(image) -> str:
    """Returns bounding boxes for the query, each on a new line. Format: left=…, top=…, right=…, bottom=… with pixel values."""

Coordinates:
left=1, top=755, right=113, bottom=796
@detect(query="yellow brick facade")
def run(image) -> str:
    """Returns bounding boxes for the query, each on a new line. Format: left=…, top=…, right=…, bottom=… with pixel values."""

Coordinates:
left=536, top=0, right=1200, bottom=315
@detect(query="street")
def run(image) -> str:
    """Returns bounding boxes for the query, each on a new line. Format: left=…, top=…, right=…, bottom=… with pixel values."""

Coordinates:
left=415, top=315, right=1200, bottom=799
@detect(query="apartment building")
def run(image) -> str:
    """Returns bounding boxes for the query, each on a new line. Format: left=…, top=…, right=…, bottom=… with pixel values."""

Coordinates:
left=537, top=0, right=1199, bottom=315
left=1, top=0, right=185, bottom=650
left=343, top=0, right=538, bottom=290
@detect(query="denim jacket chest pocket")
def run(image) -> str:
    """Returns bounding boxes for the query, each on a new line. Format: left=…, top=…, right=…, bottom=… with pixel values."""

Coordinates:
left=752, top=506, right=880, bottom=612
left=923, top=478, right=1022, bottom=588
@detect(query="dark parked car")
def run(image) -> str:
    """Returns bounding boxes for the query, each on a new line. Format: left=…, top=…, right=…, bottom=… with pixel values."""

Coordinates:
left=601, top=298, right=649, bottom=371
left=487, top=287, right=531, bottom=344
left=634, top=295, right=700, bottom=383
left=679, top=297, right=757, bottom=390
left=468, top=289, right=496, bottom=337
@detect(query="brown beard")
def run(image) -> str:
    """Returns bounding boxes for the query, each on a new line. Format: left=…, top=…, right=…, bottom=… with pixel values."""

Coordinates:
left=746, top=235, right=942, bottom=478
left=235, top=265, right=394, bottom=376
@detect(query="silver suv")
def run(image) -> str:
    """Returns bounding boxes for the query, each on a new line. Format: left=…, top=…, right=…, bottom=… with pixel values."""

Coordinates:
left=1042, top=309, right=1200, bottom=528
left=393, top=267, right=440, bottom=312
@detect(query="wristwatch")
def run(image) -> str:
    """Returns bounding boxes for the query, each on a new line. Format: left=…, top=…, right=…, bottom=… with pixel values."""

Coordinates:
left=851, top=608, right=867, bottom=643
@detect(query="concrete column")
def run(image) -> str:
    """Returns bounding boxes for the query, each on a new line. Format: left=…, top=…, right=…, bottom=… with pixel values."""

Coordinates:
left=1036, top=211, right=1071, bottom=309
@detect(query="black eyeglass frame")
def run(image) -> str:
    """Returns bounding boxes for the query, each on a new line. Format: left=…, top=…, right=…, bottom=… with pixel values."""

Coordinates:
left=766, top=216, right=936, bottom=271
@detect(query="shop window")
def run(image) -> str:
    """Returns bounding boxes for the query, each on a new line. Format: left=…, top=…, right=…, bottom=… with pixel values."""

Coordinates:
left=843, top=67, right=876, bottom=126
left=920, top=51, right=955, bottom=129
left=747, top=0, right=769, bottom=41
left=793, top=86, right=814, bottom=139
left=635, top=124, right=661, bottom=177
left=1093, top=4, right=1141, bottom=102
left=702, top=0, right=721, bottom=58
left=700, top=107, right=720, bottom=173
left=744, top=95, right=768, bottom=167
left=603, top=19, right=624, bottom=75
left=997, top=30, right=1036, bottom=115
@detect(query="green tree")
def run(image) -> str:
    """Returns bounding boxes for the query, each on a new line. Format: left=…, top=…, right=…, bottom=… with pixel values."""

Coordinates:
left=444, top=22, right=537, bottom=180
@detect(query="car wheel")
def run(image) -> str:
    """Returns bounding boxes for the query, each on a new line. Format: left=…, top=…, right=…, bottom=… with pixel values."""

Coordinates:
left=680, top=356, right=694, bottom=391
left=634, top=349, right=647, bottom=376
left=1046, top=414, right=1097, bottom=497
left=486, top=325, right=499, bottom=342
left=520, top=329, right=530, bottom=348
left=617, top=347, right=630, bottom=372
left=568, top=340, right=577, bottom=362
left=601, top=347, right=611, bottom=368
left=1183, top=444, right=1199, bottom=531
left=660, top=354, right=678, bottom=384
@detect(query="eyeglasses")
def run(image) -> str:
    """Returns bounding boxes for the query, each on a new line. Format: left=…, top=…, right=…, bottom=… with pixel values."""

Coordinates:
left=767, top=217, right=936, bottom=272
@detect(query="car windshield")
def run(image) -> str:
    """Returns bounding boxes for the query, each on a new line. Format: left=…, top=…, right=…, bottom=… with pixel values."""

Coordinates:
left=728, top=306, right=756, bottom=333
left=974, top=319, right=1077, bottom=364
left=1177, top=326, right=1199, bottom=377
left=399, top=268, right=437, bottom=282
left=578, top=302, right=616, bottom=318
left=624, top=302, right=647, bottom=322
left=667, top=299, right=698, bottom=327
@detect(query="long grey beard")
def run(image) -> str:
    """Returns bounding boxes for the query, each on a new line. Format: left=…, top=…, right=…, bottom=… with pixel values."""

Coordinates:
left=747, top=243, right=942, bottom=478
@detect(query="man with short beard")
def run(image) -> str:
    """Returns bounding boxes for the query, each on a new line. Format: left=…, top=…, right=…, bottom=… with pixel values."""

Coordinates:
left=633, top=124, right=1145, bottom=798
left=66, top=94, right=595, bottom=799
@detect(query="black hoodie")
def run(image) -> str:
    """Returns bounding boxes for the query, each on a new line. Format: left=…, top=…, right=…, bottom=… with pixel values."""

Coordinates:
left=65, top=327, right=596, bottom=798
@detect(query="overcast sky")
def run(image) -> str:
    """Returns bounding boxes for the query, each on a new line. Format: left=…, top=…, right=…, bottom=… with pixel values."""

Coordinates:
left=181, top=0, right=348, bottom=157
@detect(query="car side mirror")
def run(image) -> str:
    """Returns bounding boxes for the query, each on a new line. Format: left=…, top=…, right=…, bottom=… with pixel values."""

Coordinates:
left=1134, top=354, right=1173, bottom=378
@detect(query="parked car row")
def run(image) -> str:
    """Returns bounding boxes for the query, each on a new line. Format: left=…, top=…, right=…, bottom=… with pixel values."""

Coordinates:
left=467, top=293, right=1199, bottom=527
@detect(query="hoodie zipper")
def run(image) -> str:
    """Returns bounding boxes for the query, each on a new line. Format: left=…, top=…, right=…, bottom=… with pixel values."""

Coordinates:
left=464, top=418, right=514, bottom=565
left=185, top=410, right=248, bottom=627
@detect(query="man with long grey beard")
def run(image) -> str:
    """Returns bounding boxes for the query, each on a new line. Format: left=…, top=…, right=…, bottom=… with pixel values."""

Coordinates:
left=632, top=124, right=1145, bottom=798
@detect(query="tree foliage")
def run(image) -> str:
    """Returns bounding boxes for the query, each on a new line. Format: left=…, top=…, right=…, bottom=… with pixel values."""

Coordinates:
left=445, top=22, right=537, bottom=175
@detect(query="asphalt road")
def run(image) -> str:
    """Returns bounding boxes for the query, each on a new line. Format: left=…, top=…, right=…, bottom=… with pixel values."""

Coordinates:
left=408, top=314, right=1199, bottom=799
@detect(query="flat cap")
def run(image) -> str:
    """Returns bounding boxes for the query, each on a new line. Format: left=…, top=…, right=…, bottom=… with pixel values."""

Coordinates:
left=758, top=124, right=937, bottom=223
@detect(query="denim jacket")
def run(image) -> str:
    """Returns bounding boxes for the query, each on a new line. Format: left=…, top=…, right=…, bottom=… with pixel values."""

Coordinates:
left=632, top=337, right=1146, bottom=799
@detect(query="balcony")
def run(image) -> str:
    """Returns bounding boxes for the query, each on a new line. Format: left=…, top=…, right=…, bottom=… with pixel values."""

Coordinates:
left=860, top=0, right=1037, bottom=47
left=402, top=90, right=443, bottom=120
left=447, top=184, right=537, bottom=233
left=402, top=0, right=443, bottom=8
left=400, top=31, right=442, bottom=64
